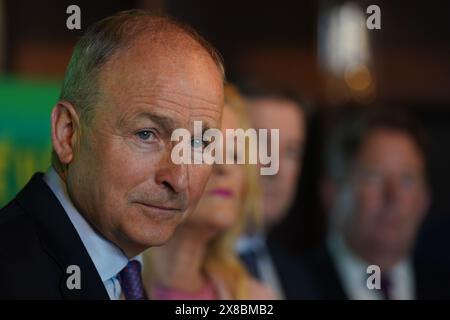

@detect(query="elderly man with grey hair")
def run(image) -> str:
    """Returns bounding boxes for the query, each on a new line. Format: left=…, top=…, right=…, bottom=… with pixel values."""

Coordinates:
left=0, top=10, right=224, bottom=299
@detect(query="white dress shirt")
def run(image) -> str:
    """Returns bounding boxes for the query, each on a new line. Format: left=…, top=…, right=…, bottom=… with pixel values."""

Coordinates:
left=327, top=232, right=415, bottom=300
left=44, top=167, right=142, bottom=300
left=236, top=234, right=284, bottom=299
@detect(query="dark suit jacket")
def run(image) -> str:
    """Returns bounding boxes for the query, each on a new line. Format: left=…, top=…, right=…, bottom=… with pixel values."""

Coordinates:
left=0, top=173, right=110, bottom=299
left=266, top=241, right=318, bottom=299
left=302, top=244, right=450, bottom=300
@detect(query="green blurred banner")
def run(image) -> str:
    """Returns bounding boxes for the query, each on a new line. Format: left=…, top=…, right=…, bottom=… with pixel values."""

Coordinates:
left=0, top=76, right=60, bottom=206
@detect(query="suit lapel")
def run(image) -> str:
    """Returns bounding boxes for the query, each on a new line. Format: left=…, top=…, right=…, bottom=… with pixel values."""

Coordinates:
left=316, top=245, right=349, bottom=299
left=16, top=173, right=110, bottom=300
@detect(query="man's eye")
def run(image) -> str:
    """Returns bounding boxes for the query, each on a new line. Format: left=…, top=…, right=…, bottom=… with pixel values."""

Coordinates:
left=136, top=130, right=155, bottom=141
left=400, top=175, right=416, bottom=189
left=191, top=138, right=206, bottom=149
left=363, top=171, right=383, bottom=185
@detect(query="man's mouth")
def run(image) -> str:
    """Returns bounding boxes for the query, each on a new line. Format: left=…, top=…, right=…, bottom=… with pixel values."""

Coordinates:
left=135, top=201, right=183, bottom=213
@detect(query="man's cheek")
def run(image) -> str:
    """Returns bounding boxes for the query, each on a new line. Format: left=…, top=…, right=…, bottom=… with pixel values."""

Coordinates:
left=190, top=166, right=212, bottom=200
left=107, top=148, right=148, bottom=179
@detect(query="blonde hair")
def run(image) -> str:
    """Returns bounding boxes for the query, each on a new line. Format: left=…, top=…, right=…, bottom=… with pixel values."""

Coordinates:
left=203, top=83, right=262, bottom=299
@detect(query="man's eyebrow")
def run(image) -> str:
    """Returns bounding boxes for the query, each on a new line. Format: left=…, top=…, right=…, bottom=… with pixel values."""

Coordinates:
left=202, top=123, right=212, bottom=134
left=192, top=122, right=215, bottom=136
left=135, top=112, right=180, bottom=131
left=132, top=112, right=216, bottom=136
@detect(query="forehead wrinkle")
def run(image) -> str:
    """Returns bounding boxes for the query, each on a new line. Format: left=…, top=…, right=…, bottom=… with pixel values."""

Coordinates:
left=155, top=96, right=222, bottom=128
left=118, top=90, right=190, bottom=116
left=154, top=95, right=222, bottom=115
left=130, top=82, right=223, bottom=114
left=111, top=78, right=222, bottom=116
left=119, top=100, right=218, bottom=133
left=150, top=95, right=222, bottom=128
left=99, top=47, right=223, bottom=131
left=118, top=103, right=188, bottom=130
left=129, top=94, right=191, bottom=113
left=130, top=91, right=222, bottom=114
left=155, top=89, right=224, bottom=109
left=102, top=40, right=222, bottom=94
left=190, top=114, right=216, bottom=127
left=140, top=112, right=180, bottom=129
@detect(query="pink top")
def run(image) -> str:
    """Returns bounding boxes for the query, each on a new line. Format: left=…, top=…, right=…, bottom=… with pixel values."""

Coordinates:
left=150, top=276, right=275, bottom=300
left=152, top=281, right=219, bottom=300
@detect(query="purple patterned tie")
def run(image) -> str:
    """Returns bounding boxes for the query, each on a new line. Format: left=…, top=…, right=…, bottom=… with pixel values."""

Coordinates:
left=118, top=260, right=147, bottom=300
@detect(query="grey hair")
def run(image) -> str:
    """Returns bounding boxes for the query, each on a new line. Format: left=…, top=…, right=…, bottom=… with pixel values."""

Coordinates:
left=59, top=9, right=225, bottom=124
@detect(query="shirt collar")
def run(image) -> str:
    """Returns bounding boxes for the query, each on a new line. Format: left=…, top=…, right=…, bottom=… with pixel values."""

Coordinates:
left=43, top=167, right=131, bottom=282
left=327, top=232, right=414, bottom=299
left=236, top=233, right=267, bottom=253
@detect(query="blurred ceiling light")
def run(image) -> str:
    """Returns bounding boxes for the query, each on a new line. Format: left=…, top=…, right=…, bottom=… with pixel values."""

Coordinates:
left=319, top=1, right=371, bottom=76
left=344, top=62, right=372, bottom=91
left=318, top=1, right=375, bottom=103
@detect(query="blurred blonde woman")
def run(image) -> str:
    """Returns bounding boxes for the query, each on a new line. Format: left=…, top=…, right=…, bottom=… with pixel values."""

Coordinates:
left=143, top=84, right=273, bottom=299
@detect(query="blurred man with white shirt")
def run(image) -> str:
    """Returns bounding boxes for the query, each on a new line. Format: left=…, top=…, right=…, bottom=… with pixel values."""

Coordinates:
left=306, top=107, right=450, bottom=300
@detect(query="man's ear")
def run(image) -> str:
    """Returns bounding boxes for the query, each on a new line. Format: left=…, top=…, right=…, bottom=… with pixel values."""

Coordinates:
left=51, top=101, right=81, bottom=165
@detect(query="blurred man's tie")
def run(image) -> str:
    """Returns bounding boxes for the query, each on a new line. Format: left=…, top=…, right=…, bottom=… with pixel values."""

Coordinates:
left=118, top=260, right=147, bottom=300
left=240, top=248, right=262, bottom=280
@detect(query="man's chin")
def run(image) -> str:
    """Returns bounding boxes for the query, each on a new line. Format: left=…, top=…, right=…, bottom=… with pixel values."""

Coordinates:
left=118, top=220, right=180, bottom=254
left=264, top=208, right=288, bottom=227
left=121, top=234, right=171, bottom=257
left=370, top=234, right=406, bottom=253
left=149, top=237, right=173, bottom=247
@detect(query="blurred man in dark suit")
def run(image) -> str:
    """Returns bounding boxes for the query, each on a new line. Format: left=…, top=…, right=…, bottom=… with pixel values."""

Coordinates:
left=235, top=86, right=314, bottom=299
left=0, top=10, right=224, bottom=299
left=307, top=107, right=450, bottom=299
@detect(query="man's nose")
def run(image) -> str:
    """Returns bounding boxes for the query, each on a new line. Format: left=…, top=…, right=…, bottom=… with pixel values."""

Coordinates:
left=383, top=178, right=400, bottom=206
left=155, top=155, right=189, bottom=194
